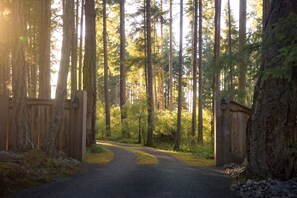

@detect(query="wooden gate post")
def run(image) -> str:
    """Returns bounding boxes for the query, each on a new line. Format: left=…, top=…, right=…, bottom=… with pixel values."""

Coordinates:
left=0, top=94, right=8, bottom=150
left=215, top=96, right=231, bottom=166
left=69, top=91, right=87, bottom=161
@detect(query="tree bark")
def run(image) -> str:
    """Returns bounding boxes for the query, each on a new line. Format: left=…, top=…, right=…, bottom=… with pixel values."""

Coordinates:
left=146, top=0, right=154, bottom=146
left=169, top=0, right=173, bottom=112
left=247, top=0, right=297, bottom=180
left=120, top=0, right=128, bottom=137
left=191, top=0, right=198, bottom=138
left=227, top=0, right=234, bottom=99
left=71, top=0, right=79, bottom=92
left=103, top=0, right=111, bottom=137
left=44, top=0, right=74, bottom=155
left=78, top=0, right=84, bottom=90
left=84, top=0, right=97, bottom=146
left=197, top=0, right=203, bottom=143
left=174, top=0, right=183, bottom=150
left=11, top=0, right=33, bottom=150
left=39, top=0, right=51, bottom=99
left=238, top=0, right=246, bottom=104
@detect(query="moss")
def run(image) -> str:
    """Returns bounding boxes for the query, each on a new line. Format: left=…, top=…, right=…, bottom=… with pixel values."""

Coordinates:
left=84, top=149, right=114, bottom=164
left=0, top=150, right=80, bottom=196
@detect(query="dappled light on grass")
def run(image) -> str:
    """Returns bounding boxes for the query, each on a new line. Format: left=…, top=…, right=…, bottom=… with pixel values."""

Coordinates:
left=99, top=141, right=158, bottom=165
left=153, top=148, right=214, bottom=167
left=84, top=150, right=114, bottom=164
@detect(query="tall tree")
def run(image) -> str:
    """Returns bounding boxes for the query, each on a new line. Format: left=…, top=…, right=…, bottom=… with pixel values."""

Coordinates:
left=247, top=0, right=297, bottom=180
left=11, top=0, right=33, bottom=150
left=197, top=0, right=203, bottom=143
left=71, top=0, right=79, bottom=92
left=191, top=0, right=198, bottom=138
left=39, top=0, right=51, bottom=99
left=120, top=0, right=128, bottom=137
left=174, top=0, right=183, bottom=150
left=213, top=0, right=221, bottom=163
left=44, top=0, right=74, bottom=155
left=227, top=0, right=234, bottom=98
left=168, top=0, right=173, bottom=112
left=84, top=0, right=97, bottom=145
left=146, top=0, right=154, bottom=146
left=78, top=0, right=84, bottom=90
left=103, top=0, right=111, bottom=137
left=238, top=0, right=247, bottom=103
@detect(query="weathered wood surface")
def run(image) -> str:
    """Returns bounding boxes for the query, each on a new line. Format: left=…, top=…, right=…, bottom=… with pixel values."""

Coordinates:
left=3, top=97, right=71, bottom=152
left=1, top=91, right=86, bottom=161
left=229, top=101, right=251, bottom=163
left=229, top=101, right=251, bottom=164
left=0, top=94, right=8, bottom=150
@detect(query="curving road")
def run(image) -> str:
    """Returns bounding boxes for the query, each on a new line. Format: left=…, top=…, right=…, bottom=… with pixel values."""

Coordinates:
left=7, top=144, right=236, bottom=198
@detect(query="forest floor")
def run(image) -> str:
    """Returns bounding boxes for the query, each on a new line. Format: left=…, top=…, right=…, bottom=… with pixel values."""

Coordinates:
left=3, top=142, right=235, bottom=198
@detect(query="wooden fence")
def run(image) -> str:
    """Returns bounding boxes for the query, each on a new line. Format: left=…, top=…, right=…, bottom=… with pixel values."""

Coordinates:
left=0, top=91, right=87, bottom=161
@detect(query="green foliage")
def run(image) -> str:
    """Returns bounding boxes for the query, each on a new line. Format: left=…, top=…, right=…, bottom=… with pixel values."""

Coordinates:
left=86, top=144, right=107, bottom=154
left=263, top=13, right=297, bottom=80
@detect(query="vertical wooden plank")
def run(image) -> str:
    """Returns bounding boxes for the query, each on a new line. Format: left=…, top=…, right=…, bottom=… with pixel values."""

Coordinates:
left=0, top=94, right=8, bottom=150
left=69, top=91, right=87, bottom=161
left=30, top=104, right=39, bottom=147
left=8, top=105, right=16, bottom=150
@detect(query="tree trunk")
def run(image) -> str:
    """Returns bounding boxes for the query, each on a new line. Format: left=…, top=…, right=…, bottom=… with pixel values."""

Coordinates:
left=103, top=0, right=111, bottom=137
left=197, top=0, right=203, bottom=143
left=227, top=0, right=234, bottom=99
left=120, top=0, right=128, bottom=137
left=84, top=0, right=97, bottom=146
left=11, top=0, right=33, bottom=150
left=43, top=0, right=74, bottom=155
left=238, top=0, right=246, bottom=104
left=191, top=0, right=198, bottom=138
left=247, top=0, right=297, bottom=180
left=213, top=0, right=222, bottom=164
left=78, top=0, right=84, bottom=90
left=158, top=0, right=165, bottom=110
left=71, top=0, right=79, bottom=92
left=169, top=0, right=173, bottom=112
left=39, top=0, right=51, bottom=99
left=146, top=0, right=154, bottom=146
left=174, top=0, right=183, bottom=150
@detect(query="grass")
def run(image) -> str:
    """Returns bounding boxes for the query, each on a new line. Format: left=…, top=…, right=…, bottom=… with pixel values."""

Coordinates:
left=99, top=142, right=158, bottom=165
left=99, top=141, right=213, bottom=167
left=169, top=152, right=214, bottom=167
left=84, top=145, right=114, bottom=164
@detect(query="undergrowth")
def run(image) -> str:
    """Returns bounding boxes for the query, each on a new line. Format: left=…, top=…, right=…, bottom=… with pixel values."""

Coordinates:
left=0, top=150, right=80, bottom=196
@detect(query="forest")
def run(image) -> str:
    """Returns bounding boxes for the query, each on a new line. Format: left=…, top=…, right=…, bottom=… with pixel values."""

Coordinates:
left=0, top=0, right=297, bottom=181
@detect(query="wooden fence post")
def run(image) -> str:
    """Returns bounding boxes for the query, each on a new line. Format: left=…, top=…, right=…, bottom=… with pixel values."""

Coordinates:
left=69, top=91, right=87, bottom=161
left=0, top=94, right=8, bottom=150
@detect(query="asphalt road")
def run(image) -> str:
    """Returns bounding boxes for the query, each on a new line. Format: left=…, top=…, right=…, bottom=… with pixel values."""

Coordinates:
left=7, top=145, right=236, bottom=198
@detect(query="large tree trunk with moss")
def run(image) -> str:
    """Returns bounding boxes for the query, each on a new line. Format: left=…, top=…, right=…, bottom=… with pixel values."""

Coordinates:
left=43, top=0, right=74, bottom=155
left=84, top=0, right=97, bottom=146
left=11, top=0, right=33, bottom=150
left=246, top=0, right=297, bottom=180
